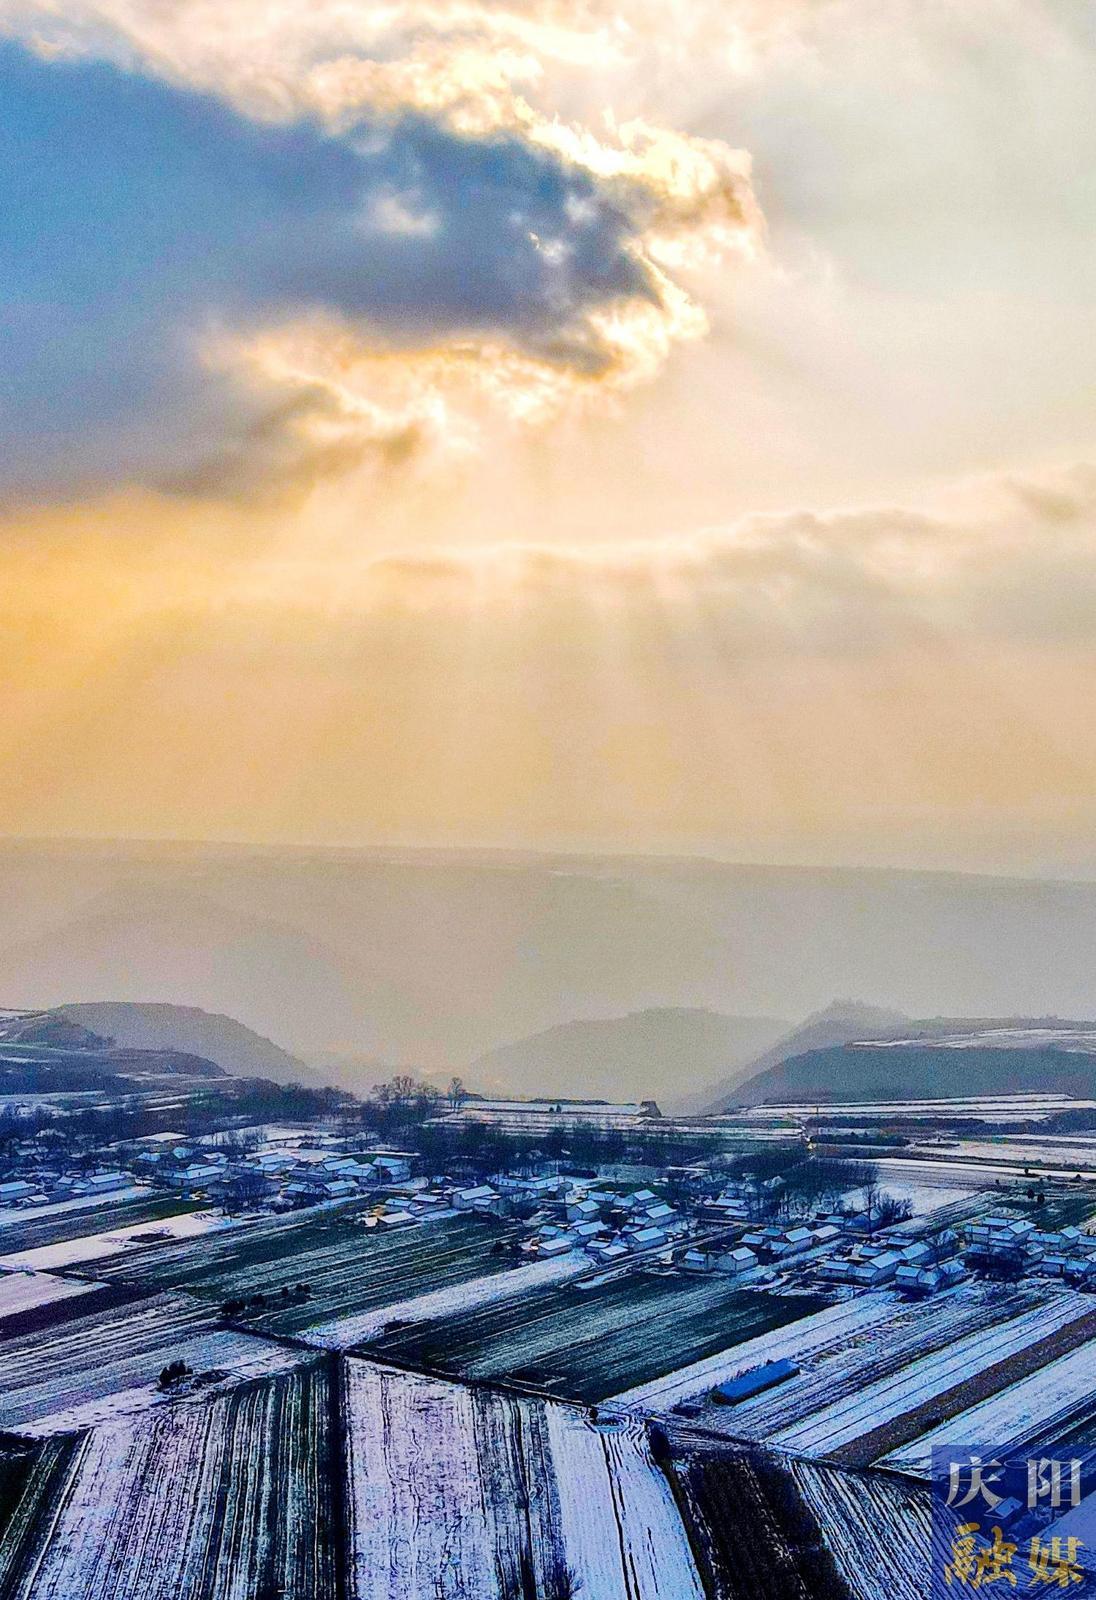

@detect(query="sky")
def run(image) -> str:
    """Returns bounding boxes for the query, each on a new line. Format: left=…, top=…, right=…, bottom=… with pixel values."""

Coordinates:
left=1, top=0, right=1095, bottom=875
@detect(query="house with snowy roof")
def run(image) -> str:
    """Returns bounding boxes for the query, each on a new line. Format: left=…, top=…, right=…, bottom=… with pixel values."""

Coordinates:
left=626, top=1225, right=668, bottom=1252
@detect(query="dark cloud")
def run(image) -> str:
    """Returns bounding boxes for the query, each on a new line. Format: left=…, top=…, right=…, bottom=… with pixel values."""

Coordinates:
left=0, top=41, right=655, bottom=500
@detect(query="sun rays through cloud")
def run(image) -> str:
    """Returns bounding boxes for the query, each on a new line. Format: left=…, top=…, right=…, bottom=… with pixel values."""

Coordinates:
left=0, top=0, right=1094, bottom=867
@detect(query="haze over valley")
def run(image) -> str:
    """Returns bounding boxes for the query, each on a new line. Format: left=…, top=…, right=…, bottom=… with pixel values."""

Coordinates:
left=6, top=839, right=1096, bottom=1107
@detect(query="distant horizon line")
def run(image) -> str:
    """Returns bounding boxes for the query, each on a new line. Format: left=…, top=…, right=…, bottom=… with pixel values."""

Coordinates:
left=1, top=831, right=1095, bottom=889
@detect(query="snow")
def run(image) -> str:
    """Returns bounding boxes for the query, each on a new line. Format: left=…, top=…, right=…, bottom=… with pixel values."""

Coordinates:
left=772, top=1294, right=1094, bottom=1457
left=0, top=1186, right=149, bottom=1232
left=0, top=1268, right=95, bottom=1320
left=878, top=1339, right=1096, bottom=1476
left=792, top=1459, right=934, bottom=1600
left=18, top=1335, right=305, bottom=1438
left=545, top=1404, right=704, bottom=1600
left=9, top=1361, right=334, bottom=1599
left=0, top=1291, right=304, bottom=1436
left=344, top=1360, right=703, bottom=1600
left=346, top=1365, right=497, bottom=1598
left=881, top=1152, right=1096, bottom=1185
left=609, top=1292, right=898, bottom=1411
left=872, top=1159, right=986, bottom=1216
left=302, top=1248, right=587, bottom=1349
left=0, top=1208, right=236, bottom=1272
left=923, top=1136, right=1096, bottom=1173
left=743, top=1095, right=1096, bottom=1123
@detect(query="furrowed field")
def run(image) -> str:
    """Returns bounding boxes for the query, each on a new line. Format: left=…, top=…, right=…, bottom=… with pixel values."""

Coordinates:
left=0, top=1292, right=303, bottom=1435
left=0, top=1194, right=200, bottom=1258
left=345, top=1360, right=703, bottom=1600
left=5, top=1361, right=341, bottom=1600
left=0, top=1356, right=709, bottom=1600
left=365, top=1273, right=829, bottom=1401
left=93, top=1210, right=524, bottom=1335
left=0, top=1436, right=81, bottom=1599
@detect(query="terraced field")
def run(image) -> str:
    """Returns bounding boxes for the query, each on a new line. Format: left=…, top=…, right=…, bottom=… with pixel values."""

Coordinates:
left=366, top=1274, right=828, bottom=1402
left=94, top=1211, right=524, bottom=1336
left=6, top=1361, right=340, bottom=1600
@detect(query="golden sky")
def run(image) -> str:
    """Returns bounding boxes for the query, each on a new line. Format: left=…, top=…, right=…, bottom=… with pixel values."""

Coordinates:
left=1, top=0, right=1095, bottom=872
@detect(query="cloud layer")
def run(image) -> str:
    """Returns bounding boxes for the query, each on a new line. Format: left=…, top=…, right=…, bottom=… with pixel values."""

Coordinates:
left=0, top=5, right=760, bottom=499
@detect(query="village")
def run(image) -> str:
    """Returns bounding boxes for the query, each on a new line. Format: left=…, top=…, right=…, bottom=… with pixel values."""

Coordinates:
left=4, top=1080, right=1096, bottom=1600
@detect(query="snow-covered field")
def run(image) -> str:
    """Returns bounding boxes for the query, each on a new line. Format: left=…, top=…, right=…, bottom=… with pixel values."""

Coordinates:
left=302, top=1249, right=588, bottom=1349
left=772, top=1293, right=1094, bottom=1457
left=871, top=1158, right=988, bottom=1217
left=9, top=1361, right=337, bottom=1599
left=920, top=1136, right=1096, bottom=1174
left=791, top=1459, right=935, bottom=1600
left=91, top=1207, right=534, bottom=1339
left=610, top=1293, right=898, bottom=1412
left=345, top=1360, right=703, bottom=1600
left=880, top=1180, right=983, bottom=1216
left=876, top=1153, right=1094, bottom=1185
left=0, top=1291, right=304, bottom=1435
left=0, top=1268, right=95, bottom=1321
left=19, top=1333, right=306, bottom=1438
left=743, top=1095, right=1096, bottom=1123
left=878, top=1338, right=1096, bottom=1476
left=0, top=1186, right=149, bottom=1233
left=712, top=1284, right=1052, bottom=1441
left=0, top=1209, right=235, bottom=1272
left=544, top=1404, right=703, bottom=1600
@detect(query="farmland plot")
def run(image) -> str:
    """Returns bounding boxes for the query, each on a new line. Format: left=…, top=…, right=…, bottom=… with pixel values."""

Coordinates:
left=96, top=1209, right=525, bottom=1336
left=790, top=1459, right=935, bottom=1600
left=303, top=1249, right=586, bottom=1349
left=717, top=1286, right=1042, bottom=1439
left=772, top=1293, right=1095, bottom=1459
left=544, top=1405, right=704, bottom=1600
left=0, top=1211, right=238, bottom=1273
left=8, top=1361, right=339, bottom=1600
left=0, top=1292, right=302, bottom=1435
left=670, top=1445, right=858, bottom=1600
left=878, top=1337, right=1096, bottom=1476
left=345, top=1360, right=703, bottom=1600
left=0, top=1194, right=198, bottom=1257
left=366, top=1275, right=827, bottom=1402
left=0, top=1270, right=95, bottom=1327
left=0, top=1436, right=80, bottom=1599
left=871, top=1161, right=987, bottom=1219
left=611, top=1293, right=894, bottom=1413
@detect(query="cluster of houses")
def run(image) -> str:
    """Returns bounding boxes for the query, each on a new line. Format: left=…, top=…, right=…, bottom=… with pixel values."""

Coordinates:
left=12, top=1111, right=1089, bottom=1310
left=814, top=1231, right=966, bottom=1294
left=962, top=1215, right=1096, bottom=1283
left=518, top=1184, right=695, bottom=1263
left=0, top=1167, right=132, bottom=1210
left=689, top=1211, right=970, bottom=1297
left=124, top=1130, right=416, bottom=1209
